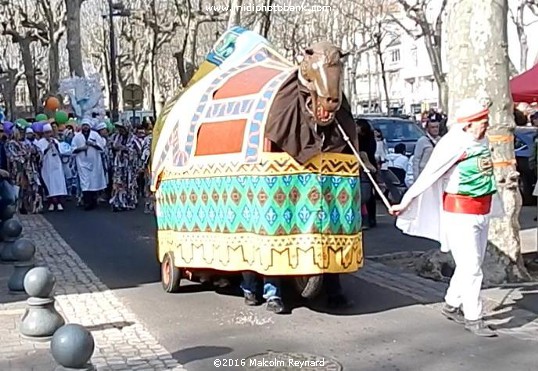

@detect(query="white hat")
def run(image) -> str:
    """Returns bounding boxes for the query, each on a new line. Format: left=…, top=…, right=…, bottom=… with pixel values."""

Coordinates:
left=43, top=123, right=53, bottom=132
left=449, top=98, right=489, bottom=129
left=81, top=118, right=92, bottom=127
left=25, top=128, right=34, bottom=134
left=94, top=122, right=107, bottom=131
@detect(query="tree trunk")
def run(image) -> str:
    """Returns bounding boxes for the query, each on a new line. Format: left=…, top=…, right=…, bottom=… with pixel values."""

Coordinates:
left=376, top=41, right=390, bottom=115
left=187, top=22, right=199, bottom=71
left=65, top=0, right=85, bottom=77
left=438, top=80, right=449, bottom=114
left=48, top=41, right=61, bottom=94
left=150, top=53, right=157, bottom=118
left=253, top=0, right=273, bottom=38
left=519, top=32, right=528, bottom=72
left=227, top=0, right=243, bottom=29
left=1, top=69, right=18, bottom=120
left=447, top=0, right=530, bottom=283
left=19, top=39, right=39, bottom=113
left=422, top=30, right=448, bottom=111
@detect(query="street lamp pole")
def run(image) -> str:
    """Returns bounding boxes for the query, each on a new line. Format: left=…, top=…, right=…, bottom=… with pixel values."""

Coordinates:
left=108, top=0, right=119, bottom=123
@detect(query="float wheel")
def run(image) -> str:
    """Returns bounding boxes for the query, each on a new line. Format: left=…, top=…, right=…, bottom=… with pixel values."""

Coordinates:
left=294, top=275, right=324, bottom=299
left=161, top=252, right=182, bottom=293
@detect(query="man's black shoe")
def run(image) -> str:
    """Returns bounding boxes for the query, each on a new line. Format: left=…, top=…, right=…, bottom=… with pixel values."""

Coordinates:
left=266, top=298, right=285, bottom=314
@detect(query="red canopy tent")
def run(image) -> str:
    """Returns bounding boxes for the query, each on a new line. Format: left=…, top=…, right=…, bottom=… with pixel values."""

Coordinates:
left=510, top=64, right=538, bottom=103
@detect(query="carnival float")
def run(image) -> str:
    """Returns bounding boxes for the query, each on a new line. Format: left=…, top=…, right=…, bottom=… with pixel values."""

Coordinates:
left=151, top=27, right=364, bottom=299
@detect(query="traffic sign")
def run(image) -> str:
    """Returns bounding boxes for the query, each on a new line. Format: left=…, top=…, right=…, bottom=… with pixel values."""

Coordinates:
left=123, top=84, right=144, bottom=110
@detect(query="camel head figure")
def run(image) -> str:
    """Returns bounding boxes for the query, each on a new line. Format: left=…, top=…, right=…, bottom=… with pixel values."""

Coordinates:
left=299, top=41, right=349, bottom=126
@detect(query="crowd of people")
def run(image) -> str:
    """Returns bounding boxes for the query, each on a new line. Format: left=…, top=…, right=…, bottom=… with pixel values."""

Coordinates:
left=0, top=117, right=155, bottom=214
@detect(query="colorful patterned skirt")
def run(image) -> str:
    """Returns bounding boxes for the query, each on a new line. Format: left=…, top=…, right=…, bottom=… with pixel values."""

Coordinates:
left=155, top=153, right=363, bottom=276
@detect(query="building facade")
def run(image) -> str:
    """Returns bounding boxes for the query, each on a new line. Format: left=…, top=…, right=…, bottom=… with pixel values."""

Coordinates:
left=350, top=1, right=538, bottom=116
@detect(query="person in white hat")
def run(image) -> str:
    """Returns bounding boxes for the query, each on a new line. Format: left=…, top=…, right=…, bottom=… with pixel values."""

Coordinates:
left=36, top=123, right=67, bottom=211
left=389, top=98, right=504, bottom=337
left=71, top=118, right=107, bottom=210
left=24, top=127, right=35, bottom=144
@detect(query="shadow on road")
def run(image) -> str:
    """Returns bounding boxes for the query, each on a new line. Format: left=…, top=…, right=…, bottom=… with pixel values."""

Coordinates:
left=172, top=346, right=233, bottom=364
left=486, top=284, right=538, bottom=331
left=44, top=201, right=160, bottom=291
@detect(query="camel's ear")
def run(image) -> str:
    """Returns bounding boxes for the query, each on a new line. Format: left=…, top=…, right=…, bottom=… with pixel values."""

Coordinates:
left=304, top=48, right=314, bottom=56
left=339, top=49, right=350, bottom=59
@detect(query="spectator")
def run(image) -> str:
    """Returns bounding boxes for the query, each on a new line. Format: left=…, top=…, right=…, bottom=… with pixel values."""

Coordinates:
left=405, top=155, right=414, bottom=188
left=428, top=108, right=442, bottom=123
left=375, top=129, right=403, bottom=204
left=388, top=143, right=409, bottom=170
left=356, top=119, right=377, bottom=229
left=412, top=121, right=440, bottom=181
left=514, top=107, right=528, bottom=126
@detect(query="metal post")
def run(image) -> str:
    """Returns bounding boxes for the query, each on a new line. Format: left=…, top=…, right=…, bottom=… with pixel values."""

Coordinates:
left=108, top=0, right=119, bottom=123
left=32, top=46, right=39, bottom=114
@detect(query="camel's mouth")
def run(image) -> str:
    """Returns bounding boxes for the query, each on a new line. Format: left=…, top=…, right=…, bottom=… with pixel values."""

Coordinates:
left=306, top=97, right=336, bottom=125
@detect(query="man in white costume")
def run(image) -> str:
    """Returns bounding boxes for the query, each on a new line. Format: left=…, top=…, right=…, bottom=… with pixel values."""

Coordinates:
left=390, top=99, right=504, bottom=337
left=36, top=124, right=67, bottom=211
left=72, top=119, right=107, bottom=210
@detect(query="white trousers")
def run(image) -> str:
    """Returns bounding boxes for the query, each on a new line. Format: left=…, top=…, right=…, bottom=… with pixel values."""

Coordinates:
left=442, top=211, right=489, bottom=321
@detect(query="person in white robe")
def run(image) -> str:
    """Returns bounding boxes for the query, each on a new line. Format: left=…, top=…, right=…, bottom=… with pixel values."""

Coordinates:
left=36, top=124, right=67, bottom=211
left=390, top=99, right=504, bottom=338
left=72, top=119, right=107, bottom=210
left=93, top=122, right=110, bottom=204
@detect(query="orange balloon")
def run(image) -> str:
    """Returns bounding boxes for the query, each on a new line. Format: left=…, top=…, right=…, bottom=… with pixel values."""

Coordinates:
left=45, top=97, right=60, bottom=111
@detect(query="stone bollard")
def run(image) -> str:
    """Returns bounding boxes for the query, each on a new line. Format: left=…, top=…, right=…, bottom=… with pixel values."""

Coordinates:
left=20, top=267, right=65, bottom=341
left=0, top=202, right=17, bottom=221
left=8, top=238, right=36, bottom=292
left=51, top=324, right=95, bottom=370
left=0, top=218, right=23, bottom=263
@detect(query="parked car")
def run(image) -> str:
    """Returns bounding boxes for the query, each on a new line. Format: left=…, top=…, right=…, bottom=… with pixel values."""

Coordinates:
left=515, top=126, right=537, bottom=205
left=355, top=115, right=425, bottom=156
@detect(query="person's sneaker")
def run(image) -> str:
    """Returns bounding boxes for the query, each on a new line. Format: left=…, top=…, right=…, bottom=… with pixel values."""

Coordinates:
left=48, top=204, right=55, bottom=212
left=441, top=304, right=465, bottom=324
left=464, top=319, right=497, bottom=337
left=266, top=298, right=285, bottom=314
left=57, top=204, right=64, bottom=211
left=244, top=292, right=259, bottom=306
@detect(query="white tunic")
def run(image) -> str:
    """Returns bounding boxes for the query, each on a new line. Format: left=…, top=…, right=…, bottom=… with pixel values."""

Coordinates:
left=36, top=138, right=67, bottom=197
left=395, top=126, right=504, bottom=252
left=72, top=131, right=107, bottom=192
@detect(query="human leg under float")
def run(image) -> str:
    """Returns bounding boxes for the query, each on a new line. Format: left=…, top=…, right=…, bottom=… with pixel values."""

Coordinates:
left=241, top=272, right=285, bottom=314
left=324, top=274, right=352, bottom=308
left=360, top=176, right=372, bottom=230
left=441, top=210, right=496, bottom=337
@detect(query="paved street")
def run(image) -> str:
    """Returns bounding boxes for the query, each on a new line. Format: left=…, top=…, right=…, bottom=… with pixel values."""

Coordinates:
left=20, top=200, right=534, bottom=371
